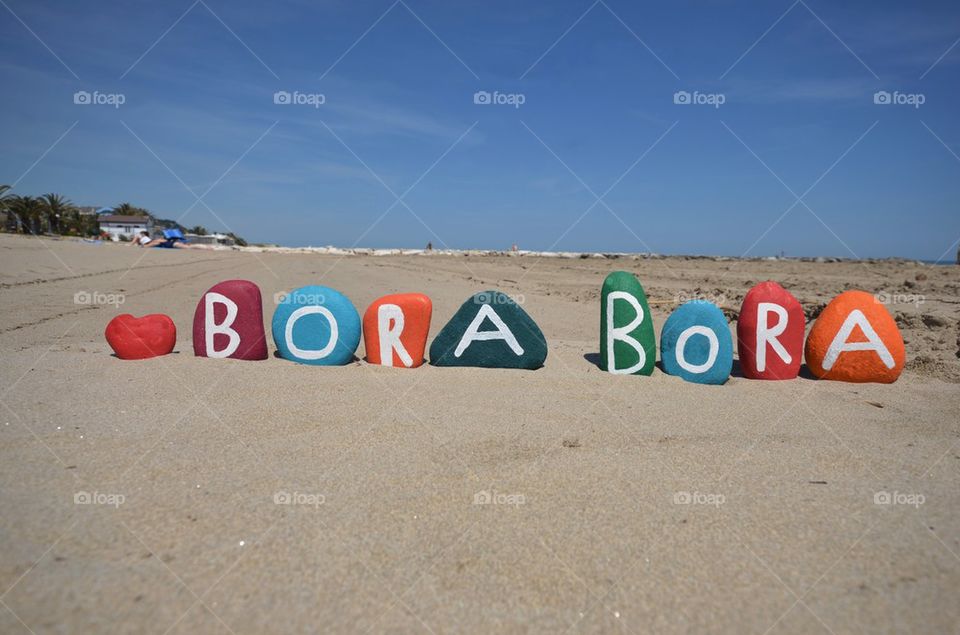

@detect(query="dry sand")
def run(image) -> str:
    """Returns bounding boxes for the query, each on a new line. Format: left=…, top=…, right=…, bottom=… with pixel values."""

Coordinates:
left=0, top=233, right=958, bottom=634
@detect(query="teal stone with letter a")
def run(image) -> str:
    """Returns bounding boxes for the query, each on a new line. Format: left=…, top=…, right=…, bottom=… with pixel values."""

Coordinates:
left=429, top=291, right=547, bottom=369
left=600, top=271, right=656, bottom=375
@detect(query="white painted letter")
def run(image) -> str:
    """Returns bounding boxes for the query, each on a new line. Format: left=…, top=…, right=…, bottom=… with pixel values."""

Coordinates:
left=755, top=302, right=791, bottom=372
left=606, top=291, right=646, bottom=374
left=675, top=325, right=719, bottom=374
left=285, top=306, right=339, bottom=360
left=378, top=304, right=412, bottom=367
left=455, top=304, right=523, bottom=358
left=823, top=309, right=894, bottom=370
left=205, top=292, right=240, bottom=358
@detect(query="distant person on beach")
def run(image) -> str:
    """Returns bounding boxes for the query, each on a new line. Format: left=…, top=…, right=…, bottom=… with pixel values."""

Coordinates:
left=129, top=230, right=152, bottom=247
left=133, top=230, right=208, bottom=249
left=426, top=241, right=433, bottom=251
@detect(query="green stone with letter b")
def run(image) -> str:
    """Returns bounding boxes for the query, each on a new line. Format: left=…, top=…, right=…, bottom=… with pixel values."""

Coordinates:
left=600, top=271, right=656, bottom=375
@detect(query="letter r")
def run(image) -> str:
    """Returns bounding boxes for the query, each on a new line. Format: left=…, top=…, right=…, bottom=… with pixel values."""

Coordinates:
left=378, top=304, right=413, bottom=367
left=755, top=302, right=791, bottom=372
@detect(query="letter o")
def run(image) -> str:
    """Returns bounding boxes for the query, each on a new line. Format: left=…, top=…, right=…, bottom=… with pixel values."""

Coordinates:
left=285, top=305, right=339, bottom=360
left=675, top=325, right=719, bottom=374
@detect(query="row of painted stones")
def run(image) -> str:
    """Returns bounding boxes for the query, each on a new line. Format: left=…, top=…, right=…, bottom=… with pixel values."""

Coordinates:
left=600, top=272, right=903, bottom=384
left=104, top=274, right=904, bottom=384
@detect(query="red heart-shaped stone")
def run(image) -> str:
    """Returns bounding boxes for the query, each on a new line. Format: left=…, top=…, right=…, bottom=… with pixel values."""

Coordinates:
left=105, top=314, right=177, bottom=360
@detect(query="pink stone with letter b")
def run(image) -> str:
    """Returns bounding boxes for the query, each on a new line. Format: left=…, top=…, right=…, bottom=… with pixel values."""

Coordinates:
left=192, top=280, right=268, bottom=360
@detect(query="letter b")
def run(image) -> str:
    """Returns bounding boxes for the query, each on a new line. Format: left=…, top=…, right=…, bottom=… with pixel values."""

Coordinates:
left=192, top=280, right=268, bottom=360
left=599, top=272, right=656, bottom=376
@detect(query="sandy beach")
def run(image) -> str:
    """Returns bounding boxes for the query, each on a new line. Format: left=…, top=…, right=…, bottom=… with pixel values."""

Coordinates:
left=0, top=232, right=957, bottom=634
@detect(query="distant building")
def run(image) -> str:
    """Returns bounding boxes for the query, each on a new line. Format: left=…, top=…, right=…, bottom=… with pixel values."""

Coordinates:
left=184, top=232, right=235, bottom=247
left=98, top=215, right=152, bottom=241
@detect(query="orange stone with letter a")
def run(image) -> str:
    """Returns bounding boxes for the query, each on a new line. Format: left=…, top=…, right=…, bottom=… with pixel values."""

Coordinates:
left=804, top=290, right=905, bottom=383
left=362, top=293, right=432, bottom=368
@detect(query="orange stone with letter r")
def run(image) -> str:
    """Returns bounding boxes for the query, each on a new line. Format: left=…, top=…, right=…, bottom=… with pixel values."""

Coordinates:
left=804, top=290, right=905, bottom=383
left=362, top=293, right=432, bottom=368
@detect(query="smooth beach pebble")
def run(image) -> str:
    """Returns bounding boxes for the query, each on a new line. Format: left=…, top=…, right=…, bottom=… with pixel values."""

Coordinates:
left=660, top=301, right=733, bottom=385
left=737, top=281, right=805, bottom=380
left=599, top=271, right=656, bottom=375
left=105, top=313, right=176, bottom=360
left=804, top=290, right=905, bottom=383
left=192, top=280, right=268, bottom=360
left=429, top=290, right=547, bottom=369
left=272, top=285, right=361, bottom=365
left=363, top=293, right=432, bottom=368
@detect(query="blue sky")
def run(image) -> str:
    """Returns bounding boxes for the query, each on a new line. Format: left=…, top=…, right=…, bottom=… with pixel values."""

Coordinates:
left=2, top=0, right=958, bottom=259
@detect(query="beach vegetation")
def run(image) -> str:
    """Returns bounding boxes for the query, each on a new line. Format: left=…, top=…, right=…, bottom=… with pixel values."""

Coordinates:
left=0, top=187, right=247, bottom=243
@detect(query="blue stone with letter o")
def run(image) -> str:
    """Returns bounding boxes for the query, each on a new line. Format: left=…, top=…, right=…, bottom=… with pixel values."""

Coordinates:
left=271, top=285, right=360, bottom=365
left=660, top=301, right=732, bottom=385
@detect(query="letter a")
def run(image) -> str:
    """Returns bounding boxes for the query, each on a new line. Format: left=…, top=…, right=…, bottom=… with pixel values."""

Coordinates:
left=428, top=291, right=546, bottom=369
left=822, top=309, right=894, bottom=371
left=455, top=304, right=523, bottom=358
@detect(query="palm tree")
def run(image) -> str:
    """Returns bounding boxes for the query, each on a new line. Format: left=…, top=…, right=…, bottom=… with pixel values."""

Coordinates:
left=7, top=196, right=45, bottom=234
left=189, top=225, right=208, bottom=236
left=42, top=193, right=75, bottom=234
left=113, top=202, right=149, bottom=216
left=0, top=185, right=12, bottom=231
